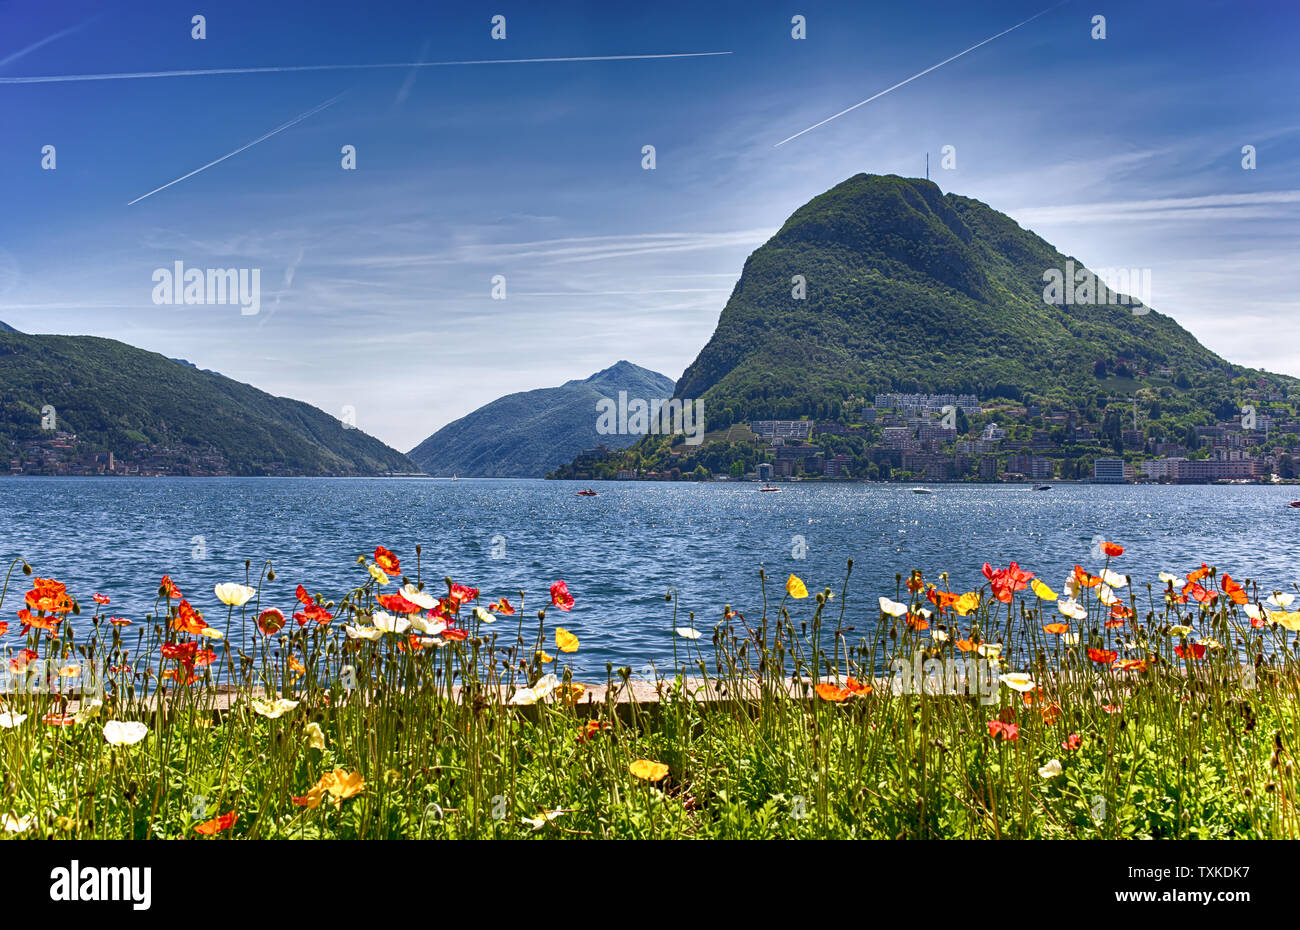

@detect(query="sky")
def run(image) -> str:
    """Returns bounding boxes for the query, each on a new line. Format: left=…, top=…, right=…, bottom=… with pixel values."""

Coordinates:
left=0, top=0, right=1297, bottom=451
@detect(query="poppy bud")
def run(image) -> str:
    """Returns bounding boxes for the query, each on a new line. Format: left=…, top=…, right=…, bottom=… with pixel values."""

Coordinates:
left=21, top=562, right=31, bottom=575
left=266, top=569, right=275, bottom=581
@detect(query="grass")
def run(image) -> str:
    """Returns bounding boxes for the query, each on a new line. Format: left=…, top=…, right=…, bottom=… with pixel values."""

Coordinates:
left=0, top=544, right=1297, bottom=839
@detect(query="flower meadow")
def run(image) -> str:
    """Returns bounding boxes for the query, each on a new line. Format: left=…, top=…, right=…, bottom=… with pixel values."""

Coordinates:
left=0, top=541, right=1298, bottom=840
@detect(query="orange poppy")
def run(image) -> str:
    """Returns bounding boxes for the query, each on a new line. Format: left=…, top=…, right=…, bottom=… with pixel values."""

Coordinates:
left=377, top=593, right=422, bottom=615
left=1219, top=574, right=1248, bottom=606
left=1087, top=648, right=1117, bottom=664
left=1112, top=658, right=1147, bottom=672
left=194, top=812, right=238, bottom=835
left=489, top=597, right=516, bottom=616
left=1073, top=566, right=1102, bottom=588
left=373, top=546, right=400, bottom=576
left=815, top=683, right=852, bottom=702
left=1101, top=541, right=1124, bottom=557
left=1043, top=622, right=1069, bottom=635
left=449, top=583, right=479, bottom=605
left=171, top=600, right=208, bottom=635
left=159, top=575, right=182, bottom=599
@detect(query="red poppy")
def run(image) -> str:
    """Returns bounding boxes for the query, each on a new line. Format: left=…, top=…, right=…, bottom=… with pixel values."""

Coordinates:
left=577, top=719, right=612, bottom=744
left=162, top=668, right=199, bottom=685
left=489, top=597, right=516, bottom=616
left=926, top=587, right=959, bottom=614
left=161, top=641, right=198, bottom=661
left=42, top=713, right=75, bottom=726
left=17, top=610, right=61, bottom=635
left=256, top=607, right=286, bottom=636
left=294, top=603, right=334, bottom=626
left=108, top=616, right=132, bottom=626
left=373, top=546, right=400, bottom=577
left=193, top=649, right=218, bottom=669
left=1183, top=582, right=1217, bottom=604
left=1101, top=541, right=1124, bottom=557
left=9, top=649, right=37, bottom=672
left=987, top=720, right=1020, bottom=741
left=1062, top=733, right=1082, bottom=751
left=194, top=812, right=238, bottom=835
left=1175, top=642, right=1206, bottom=661
left=1087, top=648, right=1117, bottom=664
left=448, top=583, right=479, bottom=605
left=549, top=580, right=575, bottom=612
left=92, top=593, right=111, bottom=605
left=295, top=585, right=313, bottom=605
left=1039, top=703, right=1062, bottom=725
left=377, top=593, right=420, bottom=615
left=1101, top=703, right=1122, bottom=714
left=1186, top=564, right=1211, bottom=584
left=159, top=575, right=182, bottom=599
left=0, top=623, right=7, bottom=636
left=983, top=562, right=1034, bottom=603
left=441, top=628, right=468, bottom=642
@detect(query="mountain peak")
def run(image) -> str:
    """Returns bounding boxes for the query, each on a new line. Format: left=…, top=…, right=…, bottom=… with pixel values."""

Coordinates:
left=674, top=173, right=1278, bottom=423
left=0, top=320, right=21, bottom=334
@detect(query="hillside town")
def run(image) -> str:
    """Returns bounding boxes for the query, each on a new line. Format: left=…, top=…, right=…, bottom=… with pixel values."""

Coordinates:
left=561, top=389, right=1300, bottom=484
left=6, top=432, right=245, bottom=477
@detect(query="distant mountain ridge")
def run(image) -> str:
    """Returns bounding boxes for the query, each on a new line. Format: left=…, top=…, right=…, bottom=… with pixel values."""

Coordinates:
left=0, top=328, right=415, bottom=475
left=408, top=361, right=675, bottom=477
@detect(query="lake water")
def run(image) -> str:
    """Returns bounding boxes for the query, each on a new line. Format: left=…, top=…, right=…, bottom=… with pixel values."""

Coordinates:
left=1, top=477, right=1296, bottom=676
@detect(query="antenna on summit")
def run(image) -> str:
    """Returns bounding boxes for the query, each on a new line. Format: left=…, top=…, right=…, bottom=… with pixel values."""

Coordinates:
left=926, top=152, right=930, bottom=180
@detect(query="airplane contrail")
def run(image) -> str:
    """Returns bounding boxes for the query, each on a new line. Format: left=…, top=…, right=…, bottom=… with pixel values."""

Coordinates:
left=774, top=2, right=1068, bottom=147
left=0, top=16, right=101, bottom=70
left=127, top=94, right=344, bottom=205
left=0, top=50, right=731, bottom=85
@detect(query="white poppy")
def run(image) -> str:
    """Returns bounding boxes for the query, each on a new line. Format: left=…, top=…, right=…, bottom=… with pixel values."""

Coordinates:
left=1266, top=592, right=1295, bottom=609
left=1063, top=632, right=1080, bottom=645
left=400, top=584, right=437, bottom=611
left=103, top=720, right=149, bottom=745
left=1100, top=569, right=1127, bottom=589
left=1038, top=759, right=1063, bottom=779
left=344, top=624, right=382, bottom=641
left=999, top=673, right=1035, bottom=693
left=371, top=611, right=410, bottom=635
left=676, top=627, right=702, bottom=640
left=1158, top=572, right=1181, bottom=585
left=473, top=606, right=495, bottom=624
left=1059, top=598, right=1087, bottom=620
left=0, top=712, right=27, bottom=729
left=2, top=813, right=32, bottom=833
left=407, top=613, right=447, bottom=636
left=249, top=699, right=299, bottom=719
left=879, top=597, right=908, bottom=617
left=214, top=583, right=256, bottom=607
left=1096, top=585, right=1119, bottom=606
left=74, top=699, right=103, bottom=724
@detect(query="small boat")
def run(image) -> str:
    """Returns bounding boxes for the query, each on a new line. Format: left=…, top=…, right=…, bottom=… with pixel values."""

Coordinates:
left=758, top=484, right=781, bottom=492
left=1033, top=485, right=1052, bottom=491
left=909, top=487, right=934, bottom=495
left=577, top=489, right=598, bottom=497
left=451, top=474, right=458, bottom=481
left=1289, top=501, right=1300, bottom=508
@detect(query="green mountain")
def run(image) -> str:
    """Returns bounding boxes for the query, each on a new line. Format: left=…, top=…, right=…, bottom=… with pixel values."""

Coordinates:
left=557, top=174, right=1298, bottom=479
left=0, top=327, right=416, bottom=475
left=678, top=173, right=1285, bottom=417
left=408, top=361, right=675, bottom=477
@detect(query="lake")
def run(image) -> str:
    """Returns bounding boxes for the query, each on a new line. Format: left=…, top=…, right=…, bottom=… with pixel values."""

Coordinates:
left=1, top=477, right=1296, bottom=676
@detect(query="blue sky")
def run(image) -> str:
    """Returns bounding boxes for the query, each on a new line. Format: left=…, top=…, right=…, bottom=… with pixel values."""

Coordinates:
left=1, top=0, right=1297, bottom=450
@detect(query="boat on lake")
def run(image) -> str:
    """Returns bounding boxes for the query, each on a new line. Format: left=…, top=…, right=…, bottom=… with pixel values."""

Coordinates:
left=577, top=489, right=598, bottom=497
left=758, top=484, right=781, bottom=492
left=909, top=487, right=934, bottom=494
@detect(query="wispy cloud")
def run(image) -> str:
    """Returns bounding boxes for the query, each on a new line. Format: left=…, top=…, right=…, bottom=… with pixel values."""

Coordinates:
left=1011, top=190, right=1300, bottom=225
